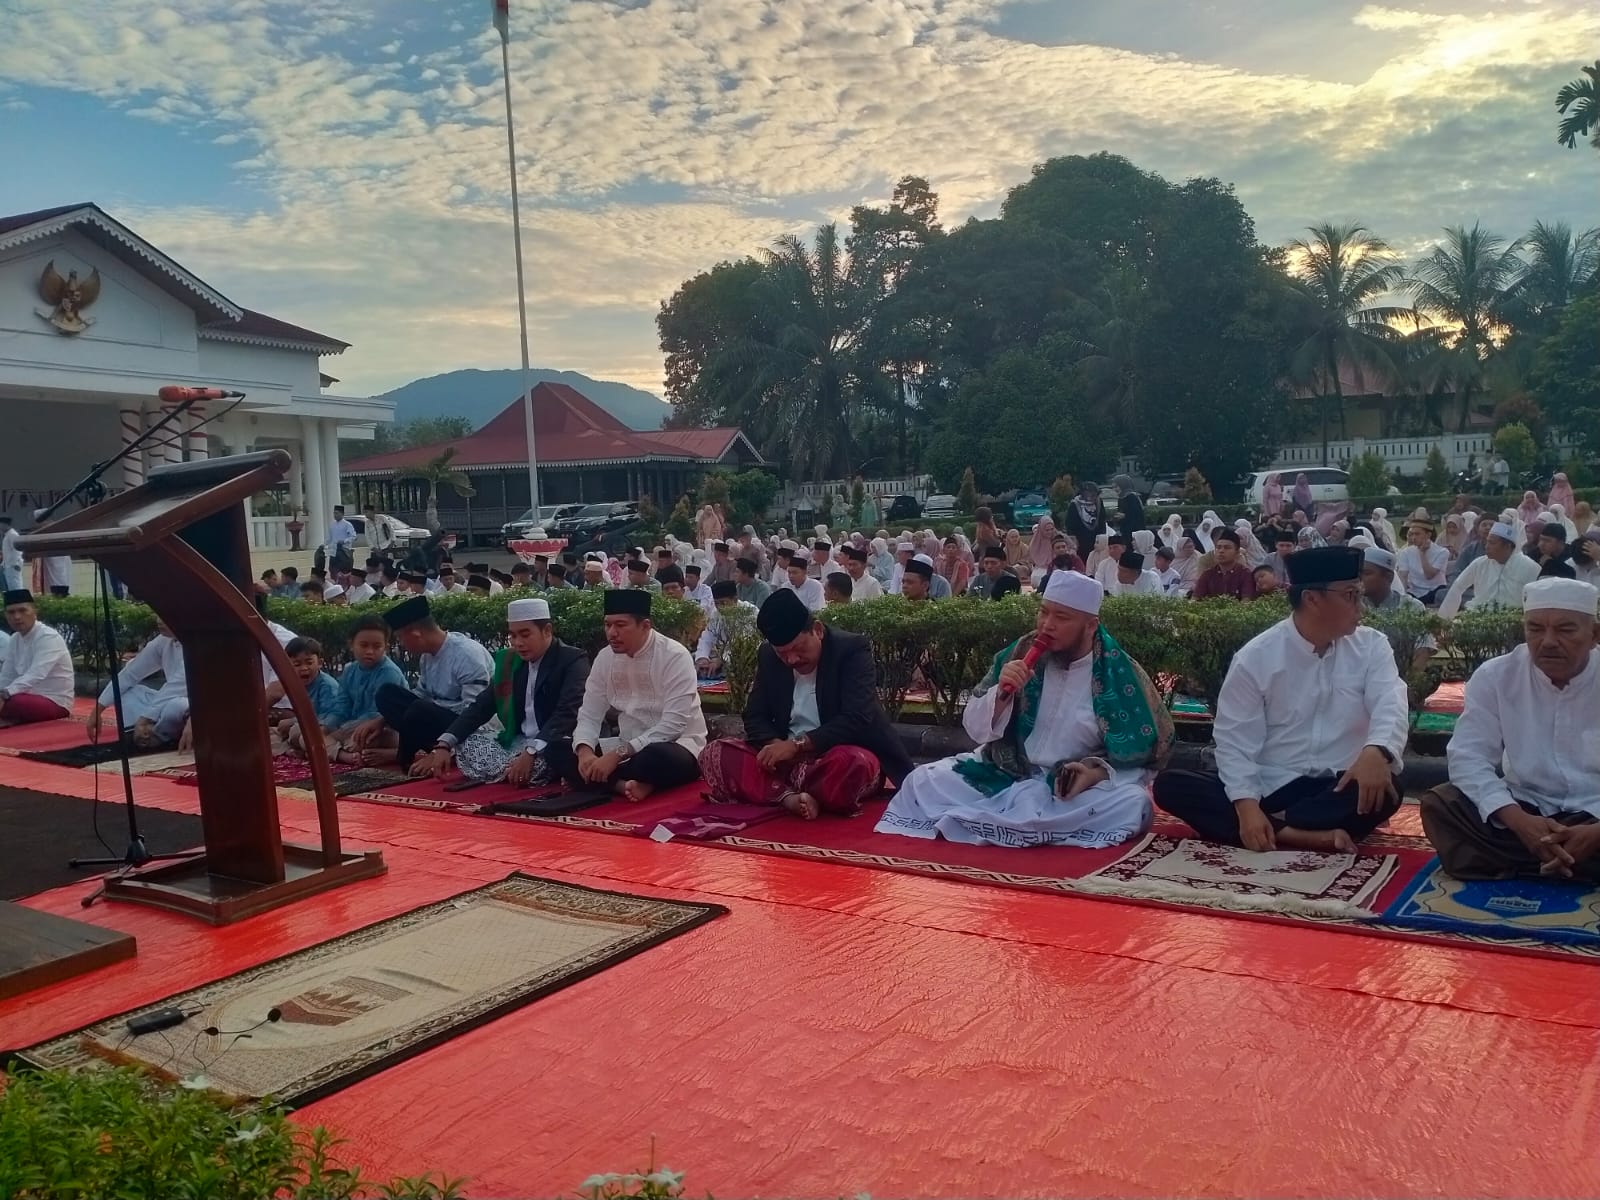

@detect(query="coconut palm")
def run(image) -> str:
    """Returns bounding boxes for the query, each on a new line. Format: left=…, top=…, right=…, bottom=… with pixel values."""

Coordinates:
left=1284, top=222, right=1410, bottom=462
left=1510, top=220, right=1600, bottom=322
left=1407, top=223, right=1525, bottom=431
left=394, top=447, right=476, bottom=530
left=1556, top=60, right=1599, bottom=150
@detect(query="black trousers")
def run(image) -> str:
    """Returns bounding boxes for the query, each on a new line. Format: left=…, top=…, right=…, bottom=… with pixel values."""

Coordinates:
left=375, top=683, right=457, bottom=768
left=566, top=741, right=701, bottom=790
left=1152, top=770, right=1401, bottom=846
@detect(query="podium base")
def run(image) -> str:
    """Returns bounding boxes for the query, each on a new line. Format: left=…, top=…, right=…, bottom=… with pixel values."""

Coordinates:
left=101, top=843, right=387, bottom=925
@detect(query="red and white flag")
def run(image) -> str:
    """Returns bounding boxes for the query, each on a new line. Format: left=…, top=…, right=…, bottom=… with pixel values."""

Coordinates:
left=491, top=0, right=509, bottom=37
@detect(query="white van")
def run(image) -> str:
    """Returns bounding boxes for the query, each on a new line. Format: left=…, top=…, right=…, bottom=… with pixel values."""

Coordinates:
left=1243, top=467, right=1399, bottom=510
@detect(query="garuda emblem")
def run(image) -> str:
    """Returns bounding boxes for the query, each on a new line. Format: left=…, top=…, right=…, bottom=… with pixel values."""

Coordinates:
left=36, top=260, right=102, bottom=334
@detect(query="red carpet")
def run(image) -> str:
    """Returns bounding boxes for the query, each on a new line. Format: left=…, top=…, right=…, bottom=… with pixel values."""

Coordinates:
left=0, top=715, right=93, bottom=754
left=2, top=757, right=1598, bottom=1198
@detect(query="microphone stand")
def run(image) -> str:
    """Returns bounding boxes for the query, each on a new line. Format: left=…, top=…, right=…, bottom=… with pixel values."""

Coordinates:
left=36, top=396, right=209, bottom=905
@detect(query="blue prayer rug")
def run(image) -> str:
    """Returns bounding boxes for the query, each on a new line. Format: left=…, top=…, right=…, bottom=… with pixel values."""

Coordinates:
left=1383, top=859, right=1600, bottom=948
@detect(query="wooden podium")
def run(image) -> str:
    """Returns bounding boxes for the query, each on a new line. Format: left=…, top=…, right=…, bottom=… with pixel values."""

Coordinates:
left=18, top=450, right=384, bottom=924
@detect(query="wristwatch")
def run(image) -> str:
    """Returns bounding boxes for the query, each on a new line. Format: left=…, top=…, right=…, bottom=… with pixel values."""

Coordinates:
left=792, top=734, right=814, bottom=756
left=1370, top=745, right=1396, bottom=765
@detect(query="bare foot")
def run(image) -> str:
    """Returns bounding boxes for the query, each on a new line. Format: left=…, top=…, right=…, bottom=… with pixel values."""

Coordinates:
left=781, top=791, right=820, bottom=820
left=620, top=779, right=656, bottom=802
left=360, top=747, right=400, bottom=767
left=1277, top=826, right=1357, bottom=853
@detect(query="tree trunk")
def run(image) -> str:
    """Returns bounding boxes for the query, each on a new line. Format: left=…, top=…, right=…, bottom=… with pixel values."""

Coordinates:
left=895, top=365, right=908, bottom=472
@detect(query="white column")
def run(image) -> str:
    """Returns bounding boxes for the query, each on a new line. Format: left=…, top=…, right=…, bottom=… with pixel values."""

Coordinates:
left=157, top=401, right=183, bottom=466
left=119, top=407, right=145, bottom=491
left=320, top=419, right=343, bottom=518
left=185, top=402, right=210, bottom=462
left=300, top=417, right=326, bottom=556
left=288, top=446, right=305, bottom=514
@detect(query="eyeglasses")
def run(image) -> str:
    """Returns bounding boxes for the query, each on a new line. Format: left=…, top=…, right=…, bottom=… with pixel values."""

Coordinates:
left=1318, top=584, right=1362, bottom=603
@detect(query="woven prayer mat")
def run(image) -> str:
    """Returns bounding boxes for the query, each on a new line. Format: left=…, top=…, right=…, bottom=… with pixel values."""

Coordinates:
left=156, top=755, right=407, bottom=796
left=16, top=873, right=727, bottom=1107
left=1382, top=861, right=1600, bottom=950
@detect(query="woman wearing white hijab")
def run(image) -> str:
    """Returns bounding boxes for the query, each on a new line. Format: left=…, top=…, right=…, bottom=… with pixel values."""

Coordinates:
left=1084, top=533, right=1111, bottom=576
left=1232, top=519, right=1268, bottom=568
left=1132, top=529, right=1157, bottom=557
left=1158, top=514, right=1185, bottom=551
left=1194, top=516, right=1219, bottom=553
left=1171, top=532, right=1202, bottom=595
left=1370, top=507, right=1397, bottom=552
left=1550, top=503, right=1579, bottom=541
left=868, top=536, right=895, bottom=587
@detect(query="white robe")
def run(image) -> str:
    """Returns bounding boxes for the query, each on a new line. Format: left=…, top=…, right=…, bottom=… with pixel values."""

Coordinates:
left=875, top=654, right=1153, bottom=848
left=0, top=620, right=75, bottom=713
left=98, top=633, right=188, bottom=731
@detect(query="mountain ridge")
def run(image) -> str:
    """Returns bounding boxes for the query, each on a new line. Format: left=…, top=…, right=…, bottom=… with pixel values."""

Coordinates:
left=381, top=367, right=670, bottom=431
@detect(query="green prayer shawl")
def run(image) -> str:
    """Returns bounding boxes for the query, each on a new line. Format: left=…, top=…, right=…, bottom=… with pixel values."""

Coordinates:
left=490, top=647, right=521, bottom=749
left=953, top=628, right=1173, bottom=797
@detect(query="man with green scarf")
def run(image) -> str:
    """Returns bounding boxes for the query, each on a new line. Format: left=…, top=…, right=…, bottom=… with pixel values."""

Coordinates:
left=875, top=571, right=1173, bottom=848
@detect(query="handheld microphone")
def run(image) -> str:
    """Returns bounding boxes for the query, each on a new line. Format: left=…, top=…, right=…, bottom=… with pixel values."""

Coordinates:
left=998, top=641, right=1047, bottom=697
left=158, top=386, right=247, bottom=403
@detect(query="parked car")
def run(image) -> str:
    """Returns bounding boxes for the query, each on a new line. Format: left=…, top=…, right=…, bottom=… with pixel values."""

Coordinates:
left=555, top=501, right=640, bottom=546
left=1242, top=468, right=1400, bottom=510
left=501, top=503, right=584, bottom=545
left=885, top=494, right=922, bottom=523
left=922, top=493, right=960, bottom=519
left=1147, top=476, right=1185, bottom=506
left=352, top=513, right=425, bottom=551
left=1010, top=490, right=1052, bottom=528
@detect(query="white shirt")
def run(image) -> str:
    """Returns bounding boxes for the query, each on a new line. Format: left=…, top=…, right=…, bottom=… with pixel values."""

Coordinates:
left=261, top=620, right=297, bottom=694
left=1155, top=566, right=1182, bottom=595
left=0, top=527, right=20, bottom=570
left=418, top=632, right=494, bottom=713
left=790, top=670, right=820, bottom=737
left=345, top=582, right=376, bottom=604
left=42, top=556, right=72, bottom=588
left=366, top=514, right=395, bottom=551
left=850, top=573, right=883, bottom=601
left=685, top=582, right=715, bottom=616
left=327, top=518, right=357, bottom=553
left=1104, top=568, right=1162, bottom=597
left=1214, top=619, right=1408, bottom=802
left=1396, top=542, right=1449, bottom=598
left=781, top=575, right=825, bottom=612
left=0, top=620, right=75, bottom=712
left=1093, top=557, right=1122, bottom=591
left=573, top=628, right=707, bottom=756
left=1438, top=552, right=1540, bottom=619
left=695, top=600, right=758, bottom=663
left=889, top=561, right=908, bottom=594
left=1449, top=646, right=1600, bottom=821
left=99, top=633, right=185, bottom=708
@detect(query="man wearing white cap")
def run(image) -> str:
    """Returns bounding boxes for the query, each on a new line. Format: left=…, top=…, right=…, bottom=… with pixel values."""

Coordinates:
left=411, top=597, right=590, bottom=788
left=875, top=571, right=1172, bottom=848
left=1437, top=521, right=1538, bottom=619
left=1359, top=545, right=1436, bottom=674
left=1422, top=578, right=1600, bottom=882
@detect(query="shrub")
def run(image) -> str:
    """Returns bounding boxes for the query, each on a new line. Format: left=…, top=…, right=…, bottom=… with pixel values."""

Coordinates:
left=1422, top=446, right=1451, bottom=493
left=665, top=495, right=695, bottom=540
left=1494, top=422, right=1538, bottom=475
left=849, top=478, right=866, bottom=528
left=704, top=605, right=763, bottom=715
left=0, top=1066, right=464, bottom=1200
left=956, top=467, right=979, bottom=514
left=1047, top=474, right=1075, bottom=516
left=1181, top=467, right=1212, bottom=503
left=1346, top=450, right=1390, bottom=499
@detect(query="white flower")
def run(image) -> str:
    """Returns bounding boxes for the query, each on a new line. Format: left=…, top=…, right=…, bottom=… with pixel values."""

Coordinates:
left=227, top=1123, right=267, bottom=1144
left=580, top=1174, right=618, bottom=1192
left=178, top=1074, right=210, bottom=1090
left=646, top=1169, right=685, bottom=1190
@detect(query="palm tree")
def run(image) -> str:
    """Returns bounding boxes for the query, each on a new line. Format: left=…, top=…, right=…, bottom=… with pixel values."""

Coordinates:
left=1285, top=222, right=1410, bottom=463
left=1510, top=220, right=1600, bottom=321
left=702, top=224, right=881, bottom=479
left=1068, top=267, right=1143, bottom=425
left=1556, top=60, right=1599, bottom=150
left=1407, top=223, right=1525, bottom=431
left=394, top=447, right=476, bottom=530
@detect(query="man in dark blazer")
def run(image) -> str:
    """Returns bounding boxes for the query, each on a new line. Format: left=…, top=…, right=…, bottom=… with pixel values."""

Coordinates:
left=697, top=588, right=912, bottom=818
left=408, top=597, right=589, bottom=788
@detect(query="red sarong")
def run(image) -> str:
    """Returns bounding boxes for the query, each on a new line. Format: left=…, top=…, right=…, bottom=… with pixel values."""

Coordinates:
left=0, top=694, right=70, bottom=725
left=698, top=738, right=882, bottom=815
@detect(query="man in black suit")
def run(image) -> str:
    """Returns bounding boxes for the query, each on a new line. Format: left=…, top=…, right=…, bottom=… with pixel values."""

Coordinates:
left=408, top=597, right=589, bottom=788
left=698, top=588, right=913, bottom=819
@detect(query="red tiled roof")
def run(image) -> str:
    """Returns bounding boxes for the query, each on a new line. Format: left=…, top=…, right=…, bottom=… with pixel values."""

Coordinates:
left=345, top=383, right=746, bottom=472
left=1289, top=356, right=1404, bottom=401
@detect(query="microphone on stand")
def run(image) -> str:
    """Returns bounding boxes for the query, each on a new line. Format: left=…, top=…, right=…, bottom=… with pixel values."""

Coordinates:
left=158, top=386, right=247, bottom=403
left=998, top=641, right=1048, bottom=698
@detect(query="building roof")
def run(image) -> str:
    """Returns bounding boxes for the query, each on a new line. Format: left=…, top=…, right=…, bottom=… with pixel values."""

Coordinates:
left=345, top=382, right=760, bottom=473
left=0, top=203, right=347, bottom=352
left=1289, top=356, right=1404, bottom=402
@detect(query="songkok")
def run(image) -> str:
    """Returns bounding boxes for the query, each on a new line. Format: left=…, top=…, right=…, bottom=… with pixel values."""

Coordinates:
left=439, top=564, right=455, bottom=576
left=713, top=541, right=729, bottom=553
left=1286, top=546, right=1362, bottom=587
left=710, top=579, right=737, bottom=600
left=384, top=595, right=431, bottom=630
left=896, top=541, right=914, bottom=552
left=843, top=545, right=868, bottom=562
left=1121, top=551, right=1145, bottom=571
left=3, top=589, right=34, bottom=606
left=1542, top=522, right=1569, bottom=541
left=323, top=584, right=345, bottom=600
left=604, top=588, right=652, bottom=618
left=626, top=559, right=649, bottom=573
left=903, top=556, right=934, bottom=579
left=506, top=598, right=550, bottom=623
left=467, top=574, right=491, bottom=591
left=1042, top=569, right=1102, bottom=615
left=980, top=544, right=1005, bottom=561
left=757, top=588, right=813, bottom=646
left=1490, top=522, right=1517, bottom=543
left=465, top=562, right=488, bottom=573
left=814, top=539, right=832, bottom=551
left=1522, top=577, right=1599, bottom=616
left=1362, top=546, right=1395, bottom=572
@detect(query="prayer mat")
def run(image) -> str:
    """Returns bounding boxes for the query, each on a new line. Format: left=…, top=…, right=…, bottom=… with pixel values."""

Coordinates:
left=0, top=719, right=95, bottom=756
left=16, top=873, right=727, bottom=1107
left=88, top=749, right=197, bottom=777
left=1076, top=834, right=1402, bottom=917
left=20, top=740, right=173, bottom=768
left=1382, top=861, right=1600, bottom=949
left=160, top=753, right=376, bottom=792
left=640, top=802, right=785, bottom=841
left=0, top=788, right=204, bottom=901
left=481, top=787, right=615, bottom=817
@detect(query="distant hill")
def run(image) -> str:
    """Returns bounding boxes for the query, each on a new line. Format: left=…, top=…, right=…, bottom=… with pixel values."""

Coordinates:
left=382, top=368, right=669, bottom=431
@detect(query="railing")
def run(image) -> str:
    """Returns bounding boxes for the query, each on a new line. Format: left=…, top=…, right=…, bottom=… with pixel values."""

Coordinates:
left=248, top=516, right=295, bottom=550
left=783, top=476, right=934, bottom=506
left=1269, top=433, right=1579, bottom=473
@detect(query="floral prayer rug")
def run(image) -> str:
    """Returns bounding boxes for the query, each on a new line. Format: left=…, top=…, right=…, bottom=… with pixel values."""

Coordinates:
left=1382, top=862, right=1600, bottom=949
left=17, top=873, right=727, bottom=1107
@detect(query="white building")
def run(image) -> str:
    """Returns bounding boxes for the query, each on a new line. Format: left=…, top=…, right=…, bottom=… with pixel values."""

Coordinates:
left=0, top=203, right=392, bottom=551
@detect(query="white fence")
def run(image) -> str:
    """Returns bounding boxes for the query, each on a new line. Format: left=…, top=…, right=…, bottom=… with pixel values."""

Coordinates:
left=248, top=516, right=295, bottom=550
left=782, top=476, right=934, bottom=507
left=1269, top=433, right=1581, bottom=475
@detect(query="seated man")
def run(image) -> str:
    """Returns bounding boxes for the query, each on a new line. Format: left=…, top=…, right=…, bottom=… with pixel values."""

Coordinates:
left=695, top=580, right=758, bottom=676
left=823, top=571, right=854, bottom=606
left=1154, top=546, right=1408, bottom=852
left=571, top=589, right=707, bottom=799
left=841, top=545, right=884, bottom=600
left=348, top=595, right=494, bottom=766
left=1192, top=530, right=1256, bottom=599
left=1359, top=545, right=1436, bottom=674
left=875, top=572, right=1171, bottom=848
left=899, top=554, right=937, bottom=601
left=781, top=555, right=826, bottom=611
left=89, top=618, right=188, bottom=748
left=1422, top=578, right=1600, bottom=883
left=968, top=545, right=1021, bottom=600
left=0, top=588, right=75, bottom=725
left=1106, top=549, right=1161, bottom=597
left=1396, top=519, right=1450, bottom=604
left=1438, top=520, right=1539, bottom=617
left=412, top=598, right=590, bottom=787
left=700, top=588, right=912, bottom=818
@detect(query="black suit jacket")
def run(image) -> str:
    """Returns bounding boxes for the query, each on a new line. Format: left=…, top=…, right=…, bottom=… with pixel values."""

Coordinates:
left=444, top=640, right=590, bottom=749
left=743, top=627, right=914, bottom=784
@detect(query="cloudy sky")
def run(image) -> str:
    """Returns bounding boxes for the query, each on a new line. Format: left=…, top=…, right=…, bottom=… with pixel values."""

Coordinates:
left=1, top=0, right=1594, bottom=401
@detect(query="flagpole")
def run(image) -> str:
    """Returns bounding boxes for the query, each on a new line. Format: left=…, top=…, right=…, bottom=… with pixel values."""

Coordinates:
left=494, top=0, right=541, bottom=520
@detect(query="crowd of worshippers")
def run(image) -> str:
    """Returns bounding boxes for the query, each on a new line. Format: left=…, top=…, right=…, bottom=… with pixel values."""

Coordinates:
left=7, top=533, right=1600, bottom=883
